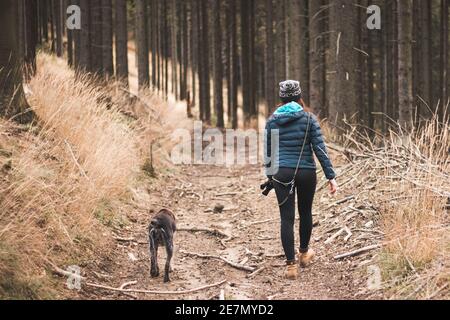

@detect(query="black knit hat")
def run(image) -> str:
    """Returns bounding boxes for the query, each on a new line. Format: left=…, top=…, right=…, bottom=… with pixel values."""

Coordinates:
left=279, top=80, right=302, bottom=99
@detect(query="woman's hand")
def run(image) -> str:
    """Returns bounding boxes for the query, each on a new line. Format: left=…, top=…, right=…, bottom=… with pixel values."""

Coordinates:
left=329, top=179, right=338, bottom=195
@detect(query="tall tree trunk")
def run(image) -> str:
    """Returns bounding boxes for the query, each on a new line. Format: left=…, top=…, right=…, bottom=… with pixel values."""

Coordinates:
left=230, top=0, right=239, bottom=129
left=136, top=0, right=149, bottom=88
left=265, top=0, right=276, bottom=115
left=79, top=0, right=91, bottom=71
left=419, top=0, right=433, bottom=116
left=180, top=0, right=189, bottom=101
left=328, top=0, right=358, bottom=127
left=212, top=0, right=224, bottom=128
left=101, top=0, right=114, bottom=77
left=241, top=0, right=252, bottom=125
left=440, top=0, right=449, bottom=117
left=24, top=0, right=39, bottom=77
left=0, top=0, right=32, bottom=123
left=189, top=0, right=198, bottom=106
left=298, top=0, right=309, bottom=105
left=275, top=0, right=287, bottom=81
left=53, top=0, right=62, bottom=57
left=49, top=0, right=55, bottom=52
left=115, top=0, right=128, bottom=85
left=397, top=0, right=414, bottom=127
left=199, top=0, right=211, bottom=123
left=170, top=0, right=178, bottom=98
left=163, top=0, right=169, bottom=97
left=309, top=0, right=326, bottom=117
left=41, top=0, right=48, bottom=42
left=90, top=0, right=103, bottom=74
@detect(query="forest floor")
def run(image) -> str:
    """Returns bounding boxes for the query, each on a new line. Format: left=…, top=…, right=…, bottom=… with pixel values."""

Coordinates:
left=76, top=99, right=383, bottom=300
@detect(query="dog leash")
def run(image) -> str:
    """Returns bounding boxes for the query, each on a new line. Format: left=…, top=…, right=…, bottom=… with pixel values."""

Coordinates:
left=272, top=113, right=311, bottom=207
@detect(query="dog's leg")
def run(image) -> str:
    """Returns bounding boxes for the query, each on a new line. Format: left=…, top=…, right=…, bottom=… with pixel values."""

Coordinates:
left=162, top=230, right=173, bottom=283
left=149, top=229, right=159, bottom=277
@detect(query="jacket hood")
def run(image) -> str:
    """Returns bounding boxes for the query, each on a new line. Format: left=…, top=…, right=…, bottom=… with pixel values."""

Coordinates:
left=270, top=102, right=304, bottom=126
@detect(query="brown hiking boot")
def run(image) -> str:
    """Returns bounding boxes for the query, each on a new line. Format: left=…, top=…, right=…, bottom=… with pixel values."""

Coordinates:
left=298, top=249, right=315, bottom=268
left=285, top=263, right=298, bottom=280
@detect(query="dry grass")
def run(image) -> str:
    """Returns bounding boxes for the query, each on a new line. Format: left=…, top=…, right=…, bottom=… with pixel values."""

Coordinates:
left=377, top=117, right=449, bottom=299
left=0, top=53, right=167, bottom=299
left=325, top=113, right=449, bottom=299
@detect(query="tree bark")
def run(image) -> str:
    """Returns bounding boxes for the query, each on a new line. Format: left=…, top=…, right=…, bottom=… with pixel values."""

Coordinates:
left=0, top=0, right=32, bottom=123
left=229, top=0, right=239, bottom=129
left=90, top=0, right=103, bottom=74
left=136, top=0, right=149, bottom=88
left=79, top=0, right=91, bottom=71
left=265, top=0, right=276, bottom=115
left=199, top=0, right=211, bottom=123
left=101, top=0, right=114, bottom=77
left=115, top=0, right=128, bottom=85
left=212, top=0, right=224, bottom=128
left=309, top=0, right=327, bottom=117
left=397, top=0, right=414, bottom=127
left=53, top=0, right=63, bottom=57
left=440, top=0, right=449, bottom=117
left=328, top=0, right=358, bottom=127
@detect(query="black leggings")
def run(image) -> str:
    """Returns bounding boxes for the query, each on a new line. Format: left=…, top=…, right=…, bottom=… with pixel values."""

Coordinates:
left=273, top=168, right=317, bottom=262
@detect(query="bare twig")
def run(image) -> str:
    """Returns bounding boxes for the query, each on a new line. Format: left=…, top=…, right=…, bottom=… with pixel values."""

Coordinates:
left=180, top=250, right=256, bottom=272
left=86, top=280, right=227, bottom=295
left=334, top=244, right=381, bottom=260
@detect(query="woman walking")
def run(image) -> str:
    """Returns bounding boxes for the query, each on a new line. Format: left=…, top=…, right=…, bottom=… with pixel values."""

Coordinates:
left=264, top=80, right=338, bottom=280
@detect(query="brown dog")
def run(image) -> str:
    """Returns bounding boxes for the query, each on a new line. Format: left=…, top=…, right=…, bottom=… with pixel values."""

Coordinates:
left=148, top=209, right=176, bottom=282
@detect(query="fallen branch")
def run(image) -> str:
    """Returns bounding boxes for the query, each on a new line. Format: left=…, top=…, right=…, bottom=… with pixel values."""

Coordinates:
left=325, top=228, right=345, bottom=244
left=119, top=280, right=137, bottom=290
left=247, top=265, right=266, bottom=278
left=334, top=244, right=381, bottom=260
left=177, top=226, right=232, bottom=241
left=44, top=258, right=86, bottom=281
left=180, top=250, right=256, bottom=272
left=242, top=218, right=276, bottom=228
left=86, top=280, right=227, bottom=295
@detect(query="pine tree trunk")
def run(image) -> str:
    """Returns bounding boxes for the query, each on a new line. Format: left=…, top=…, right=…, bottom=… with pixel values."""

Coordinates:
left=0, top=0, right=32, bottom=123
left=90, top=0, right=103, bottom=74
left=115, top=0, right=128, bottom=85
left=309, top=0, right=326, bottom=117
left=189, top=0, right=198, bottom=106
left=230, top=0, right=239, bottom=129
left=24, top=0, right=38, bottom=77
left=275, top=0, right=287, bottom=81
left=199, top=0, right=211, bottom=123
left=101, top=0, right=113, bottom=77
left=328, top=0, right=358, bottom=127
left=298, top=0, right=309, bottom=105
left=41, top=0, right=48, bottom=42
left=397, top=0, right=414, bottom=127
left=440, top=0, right=449, bottom=116
left=136, top=0, right=149, bottom=88
left=212, top=0, right=224, bottom=128
left=54, top=0, right=62, bottom=57
left=265, top=0, right=276, bottom=115
left=180, top=0, right=188, bottom=101
left=79, top=0, right=91, bottom=71
left=241, top=0, right=252, bottom=125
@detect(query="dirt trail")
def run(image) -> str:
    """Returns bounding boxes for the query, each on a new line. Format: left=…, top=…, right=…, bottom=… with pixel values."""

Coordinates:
left=76, top=96, right=382, bottom=300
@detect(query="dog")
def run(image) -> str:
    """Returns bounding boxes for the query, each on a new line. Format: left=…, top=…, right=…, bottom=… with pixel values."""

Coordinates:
left=148, top=209, right=176, bottom=282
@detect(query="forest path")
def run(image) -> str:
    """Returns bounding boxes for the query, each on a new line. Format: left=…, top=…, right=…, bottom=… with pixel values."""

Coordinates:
left=79, top=99, right=379, bottom=300
left=80, top=152, right=375, bottom=300
left=78, top=48, right=379, bottom=300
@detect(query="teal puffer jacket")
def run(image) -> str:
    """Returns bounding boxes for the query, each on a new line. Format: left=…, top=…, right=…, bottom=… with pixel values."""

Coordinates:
left=264, top=109, right=336, bottom=180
